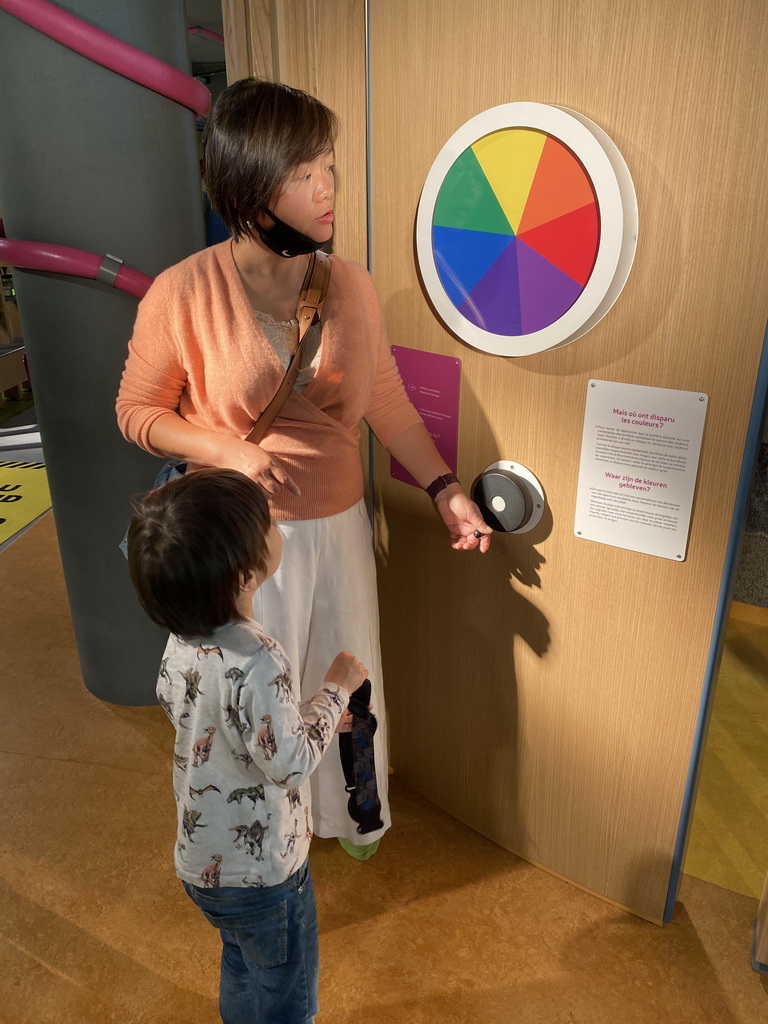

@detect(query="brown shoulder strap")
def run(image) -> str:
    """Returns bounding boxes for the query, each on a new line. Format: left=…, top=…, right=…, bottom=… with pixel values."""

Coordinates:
left=245, top=251, right=331, bottom=446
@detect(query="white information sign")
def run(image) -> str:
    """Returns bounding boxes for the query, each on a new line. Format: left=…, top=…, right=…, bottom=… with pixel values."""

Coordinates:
left=574, top=380, right=708, bottom=560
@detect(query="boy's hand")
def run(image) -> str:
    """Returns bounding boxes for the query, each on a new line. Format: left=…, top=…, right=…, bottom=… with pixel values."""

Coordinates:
left=325, top=651, right=367, bottom=696
left=335, top=701, right=373, bottom=733
left=336, top=709, right=354, bottom=734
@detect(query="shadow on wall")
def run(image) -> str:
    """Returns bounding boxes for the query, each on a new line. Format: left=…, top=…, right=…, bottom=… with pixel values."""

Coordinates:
left=374, top=292, right=552, bottom=864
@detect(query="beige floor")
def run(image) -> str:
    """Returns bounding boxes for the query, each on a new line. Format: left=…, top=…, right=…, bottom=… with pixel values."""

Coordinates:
left=2, top=513, right=768, bottom=1023
left=685, top=604, right=768, bottom=901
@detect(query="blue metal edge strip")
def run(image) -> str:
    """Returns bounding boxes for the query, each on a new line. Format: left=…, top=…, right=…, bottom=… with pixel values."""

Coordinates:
left=365, top=0, right=376, bottom=530
left=663, top=319, right=768, bottom=923
left=752, top=920, right=768, bottom=973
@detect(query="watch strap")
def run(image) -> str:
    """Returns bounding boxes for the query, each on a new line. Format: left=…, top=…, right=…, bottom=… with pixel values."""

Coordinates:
left=425, top=472, right=459, bottom=501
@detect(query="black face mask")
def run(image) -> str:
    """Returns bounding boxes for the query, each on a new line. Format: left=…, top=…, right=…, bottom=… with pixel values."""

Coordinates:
left=255, top=210, right=328, bottom=258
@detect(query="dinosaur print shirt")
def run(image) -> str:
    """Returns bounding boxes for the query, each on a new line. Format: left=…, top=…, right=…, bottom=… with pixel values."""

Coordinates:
left=157, top=619, right=349, bottom=889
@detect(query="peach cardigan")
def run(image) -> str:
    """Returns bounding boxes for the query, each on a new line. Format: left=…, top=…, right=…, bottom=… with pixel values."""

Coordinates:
left=116, top=241, right=422, bottom=520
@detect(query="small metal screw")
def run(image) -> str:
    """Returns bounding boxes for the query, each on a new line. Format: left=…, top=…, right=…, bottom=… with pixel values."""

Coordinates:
left=699, top=396, right=705, bottom=402
left=676, top=554, right=682, bottom=559
left=590, top=382, right=596, bottom=388
left=536, top=503, right=542, bottom=508
left=577, top=531, right=582, bottom=536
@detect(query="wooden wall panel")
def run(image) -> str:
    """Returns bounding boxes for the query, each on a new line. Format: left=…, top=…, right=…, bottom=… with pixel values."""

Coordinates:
left=223, top=0, right=768, bottom=923
left=221, top=0, right=367, bottom=265
left=221, top=0, right=266, bottom=81
left=370, top=0, right=768, bottom=922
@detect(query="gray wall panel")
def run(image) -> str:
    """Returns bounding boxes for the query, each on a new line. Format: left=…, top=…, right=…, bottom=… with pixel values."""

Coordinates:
left=0, top=0, right=206, bottom=703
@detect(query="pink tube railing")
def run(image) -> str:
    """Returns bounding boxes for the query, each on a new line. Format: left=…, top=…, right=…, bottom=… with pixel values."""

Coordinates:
left=0, top=233, right=153, bottom=301
left=0, top=0, right=211, bottom=116
left=0, top=0, right=219, bottom=296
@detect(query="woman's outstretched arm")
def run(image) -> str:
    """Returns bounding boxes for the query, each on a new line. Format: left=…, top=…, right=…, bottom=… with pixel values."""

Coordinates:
left=385, top=421, right=492, bottom=552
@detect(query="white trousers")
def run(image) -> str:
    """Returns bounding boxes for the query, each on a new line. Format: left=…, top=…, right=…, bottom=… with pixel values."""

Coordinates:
left=252, top=499, right=390, bottom=844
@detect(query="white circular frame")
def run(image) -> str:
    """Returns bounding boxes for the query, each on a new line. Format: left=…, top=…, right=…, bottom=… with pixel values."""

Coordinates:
left=415, top=102, right=638, bottom=357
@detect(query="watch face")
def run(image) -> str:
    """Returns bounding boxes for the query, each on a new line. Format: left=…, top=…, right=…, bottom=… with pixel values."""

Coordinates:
left=416, top=103, right=638, bottom=357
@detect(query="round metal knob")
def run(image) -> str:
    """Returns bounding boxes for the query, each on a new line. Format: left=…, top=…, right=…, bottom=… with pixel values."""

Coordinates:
left=471, top=462, right=545, bottom=534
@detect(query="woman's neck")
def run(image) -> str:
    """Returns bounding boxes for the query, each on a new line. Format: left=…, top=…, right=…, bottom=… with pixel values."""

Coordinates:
left=231, top=233, right=300, bottom=282
left=231, top=235, right=309, bottom=321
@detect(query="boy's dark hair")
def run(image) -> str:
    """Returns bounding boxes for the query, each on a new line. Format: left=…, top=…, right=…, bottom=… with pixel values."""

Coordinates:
left=127, top=469, right=272, bottom=639
left=202, top=77, right=338, bottom=241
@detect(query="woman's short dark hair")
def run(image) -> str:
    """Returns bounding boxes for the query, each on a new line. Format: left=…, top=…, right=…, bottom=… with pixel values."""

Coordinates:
left=202, top=77, right=338, bottom=241
left=127, top=469, right=272, bottom=639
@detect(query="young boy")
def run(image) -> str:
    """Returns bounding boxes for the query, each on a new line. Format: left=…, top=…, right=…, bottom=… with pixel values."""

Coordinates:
left=127, top=468, right=366, bottom=1024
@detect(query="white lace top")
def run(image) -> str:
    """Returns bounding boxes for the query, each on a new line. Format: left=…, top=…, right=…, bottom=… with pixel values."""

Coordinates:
left=252, top=310, right=322, bottom=392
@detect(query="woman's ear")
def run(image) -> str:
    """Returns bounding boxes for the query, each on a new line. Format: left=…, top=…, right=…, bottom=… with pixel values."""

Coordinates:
left=240, top=570, right=260, bottom=595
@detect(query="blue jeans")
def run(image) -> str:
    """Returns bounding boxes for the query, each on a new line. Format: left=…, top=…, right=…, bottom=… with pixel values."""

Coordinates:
left=183, top=858, right=319, bottom=1024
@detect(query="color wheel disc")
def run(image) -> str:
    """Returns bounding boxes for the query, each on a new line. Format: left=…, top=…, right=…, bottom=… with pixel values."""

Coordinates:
left=416, top=102, right=637, bottom=357
left=432, top=128, right=599, bottom=336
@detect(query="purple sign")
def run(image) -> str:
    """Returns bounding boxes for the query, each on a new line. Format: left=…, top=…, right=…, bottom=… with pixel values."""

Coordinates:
left=390, top=346, right=462, bottom=487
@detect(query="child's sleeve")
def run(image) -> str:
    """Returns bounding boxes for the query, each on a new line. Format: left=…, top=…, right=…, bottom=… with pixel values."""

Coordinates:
left=239, top=650, right=349, bottom=788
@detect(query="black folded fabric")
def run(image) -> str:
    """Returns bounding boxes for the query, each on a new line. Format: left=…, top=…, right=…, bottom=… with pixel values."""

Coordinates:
left=338, top=679, right=384, bottom=835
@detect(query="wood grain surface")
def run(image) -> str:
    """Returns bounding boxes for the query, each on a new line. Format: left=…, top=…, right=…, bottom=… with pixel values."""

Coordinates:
left=369, top=0, right=768, bottom=922
left=223, top=0, right=768, bottom=922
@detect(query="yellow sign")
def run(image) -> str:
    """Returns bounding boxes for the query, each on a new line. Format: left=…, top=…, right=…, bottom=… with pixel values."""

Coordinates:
left=0, top=461, right=51, bottom=547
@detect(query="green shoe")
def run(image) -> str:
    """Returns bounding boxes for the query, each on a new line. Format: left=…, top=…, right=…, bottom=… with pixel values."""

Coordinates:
left=338, top=837, right=381, bottom=861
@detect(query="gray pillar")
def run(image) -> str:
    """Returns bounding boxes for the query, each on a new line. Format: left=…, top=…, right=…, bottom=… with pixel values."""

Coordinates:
left=0, top=0, right=206, bottom=704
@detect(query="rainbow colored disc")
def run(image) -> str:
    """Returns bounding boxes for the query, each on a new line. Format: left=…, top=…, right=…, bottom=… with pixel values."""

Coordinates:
left=416, top=103, right=637, bottom=356
left=432, top=128, right=600, bottom=336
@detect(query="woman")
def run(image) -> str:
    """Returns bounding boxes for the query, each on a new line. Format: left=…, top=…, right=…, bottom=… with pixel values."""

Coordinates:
left=117, top=78, right=491, bottom=859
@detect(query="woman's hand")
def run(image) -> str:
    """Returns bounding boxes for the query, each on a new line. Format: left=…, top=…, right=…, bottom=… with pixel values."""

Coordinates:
left=435, top=485, right=492, bottom=552
left=384, top=424, right=491, bottom=550
left=228, top=438, right=301, bottom=497
left=147, top=414, right=301, bottom=497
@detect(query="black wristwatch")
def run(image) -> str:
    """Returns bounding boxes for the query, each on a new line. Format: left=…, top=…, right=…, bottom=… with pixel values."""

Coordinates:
left=425, top=472, right=459, bottom=501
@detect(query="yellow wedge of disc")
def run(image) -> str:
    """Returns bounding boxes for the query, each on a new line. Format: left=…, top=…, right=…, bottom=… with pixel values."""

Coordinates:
left=471, top=128, right=546, bottom=234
